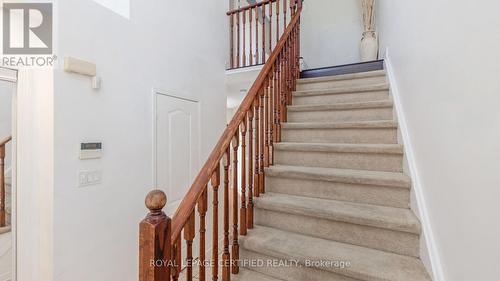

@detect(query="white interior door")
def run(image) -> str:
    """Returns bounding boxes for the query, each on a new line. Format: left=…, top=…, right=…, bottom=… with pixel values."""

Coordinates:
left=155, top=93, right=200, bottom=215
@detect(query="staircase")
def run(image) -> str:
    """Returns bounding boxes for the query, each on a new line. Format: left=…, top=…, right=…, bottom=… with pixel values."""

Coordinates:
left=235, top=70, right=432, bottom=281
left=138, top=3, right=432, bottom=280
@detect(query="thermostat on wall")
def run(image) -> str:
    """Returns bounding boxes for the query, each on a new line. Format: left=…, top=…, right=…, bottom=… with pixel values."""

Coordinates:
left=79, top=142, right=103, bottom=160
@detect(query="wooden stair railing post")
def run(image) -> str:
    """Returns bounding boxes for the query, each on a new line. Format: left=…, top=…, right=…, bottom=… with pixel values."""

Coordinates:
left=262, top=3, right=266, bottom=64
left=230, top=14, right=234, bottom=69
left=275, top=60, right=281, bottom=143
left=211, top=166, right=221, bottom=281
left=172, top=237, right=181, bottom=281
left=236, top=1, right=241, bottom=68
left=231, top=134, right=240, bottom=274
left=139, top=190, right=172, bottom=281
left=198, top=189, right=208, bottom=281
left=253, top=98, right=260, bottom=198
left=269, top=69, right=275, bottom=165
left=239, top=120, right=248, bottom=235
left=259, top=86, right=266, bottom=194
left=269, top=2, right=273, bottom=54
left=264, top=78, right=270, bottom=167
left=276, top=0, right=280, bottom=45
left=247, top=109, right=254, bottom=229
left=184, top=212, right=196, bottom=281
left=222, top=149, right=231, bottom=281
left=255, top=8, right=259, bottom=64
left=249, top=8, right=253, bottom=66
left=283, top=0, right=287, bottom=27
left=242, top=9, right=246, bottom=67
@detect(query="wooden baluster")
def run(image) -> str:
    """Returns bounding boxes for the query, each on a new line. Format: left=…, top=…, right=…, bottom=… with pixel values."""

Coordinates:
left=185, top=212, right=195, bottom=281
left=276, top=56, right=283, bottom=142
left=249, top=8, right=253, bottom=66
left=198, top=189, right=208, bottom=281
left=236, top=8, right=240, bottom=67
left=283, top=0, right=287, bottom=27
left=259, top=85, right=265, bottom=194
left=276, top=0, right=280, bottom=44
left=273, top=63, right=279, bottom=144
left=230, top=14, right=234, bottom=69
left=222, top=149, right=231, bottom=281
left=292, top=34, right=295, bottom=99
left=231, top=134, right=240, bottom=274
left=240, top=120, right=247, bottom=235
left=253, top=98, right=260, bottom=198
left=262, top=2, right=266, bottom=64
left=268, top=71, right=274, bottom=165
left=255, top=8, right=259, bottom=64
left=288, top=37, right=293, bottom=105
left=297, top=20, right=302, bottom=82
left=247, top=109, right=254, bottom=229
left=283, top=40, right=290, bottom=106
left=139, top=190, right=171, bottom=281
left=211, top=166, right=220, bottom=281
left=264, top=78, right=270, bottom=167
left=172, top=238, right=181, bottom=281
left=292, top=26, right=299, bottom=89
left=286, top=43, right=291, bottom=118
left=269, top=1, right=272, bottom=52
left=0, top=145, right=5, bottom=227
left=242, top=9, right=246, bottom=67
left=280, top=53, right=287, bottom=124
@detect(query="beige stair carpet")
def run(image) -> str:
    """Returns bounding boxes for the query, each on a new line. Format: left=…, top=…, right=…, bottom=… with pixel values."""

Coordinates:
left=236, top=70, right=432, bottom=281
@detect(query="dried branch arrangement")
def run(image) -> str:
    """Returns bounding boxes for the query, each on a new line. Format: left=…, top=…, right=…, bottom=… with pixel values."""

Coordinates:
left=361, top=0, right=376, bottom=31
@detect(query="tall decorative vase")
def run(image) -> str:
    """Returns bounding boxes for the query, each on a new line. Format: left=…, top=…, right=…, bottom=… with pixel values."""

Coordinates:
left=360, top=0, right=378, bottom=62
left=360, top=31, right=378, bottom=62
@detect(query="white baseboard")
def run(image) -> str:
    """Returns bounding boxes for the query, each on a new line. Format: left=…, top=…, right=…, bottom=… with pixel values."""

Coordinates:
left=384, top=49, right=446, bottom=281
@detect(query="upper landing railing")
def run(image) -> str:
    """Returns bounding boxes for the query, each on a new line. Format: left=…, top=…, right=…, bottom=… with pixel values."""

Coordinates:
left=227, top=0, right=301, bottom=69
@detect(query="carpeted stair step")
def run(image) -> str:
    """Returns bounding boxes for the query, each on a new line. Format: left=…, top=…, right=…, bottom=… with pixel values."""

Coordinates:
left=265, top=165, right=411, bottom=208
left=296, top=70, right=387, bottom=91
left=281, top=120, right=398, bottom=144
left=240, top=226, right=432, bottom=281
left=288, top=100, right=394, bottom=123
left=254, top=193, right=420, bottom=257
left=293, top=83, right=390, bottom=105
left=274, top=142, right=404, bottom=172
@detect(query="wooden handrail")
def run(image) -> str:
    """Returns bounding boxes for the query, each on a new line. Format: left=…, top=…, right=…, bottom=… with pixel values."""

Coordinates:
left=226, top=0, right=278, bottom=15
left=0, top=136, right=11, bottom=147
left=0, top=135, right=12, bottom=227
left=171, top=7, right=302, bottom=242
left=140, top=3, right=302, bottom=280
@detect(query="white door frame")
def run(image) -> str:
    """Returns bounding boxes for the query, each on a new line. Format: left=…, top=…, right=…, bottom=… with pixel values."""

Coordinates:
left=0, top=67, right=18, bottom=281
left=152, top=88, right=202, bottom=214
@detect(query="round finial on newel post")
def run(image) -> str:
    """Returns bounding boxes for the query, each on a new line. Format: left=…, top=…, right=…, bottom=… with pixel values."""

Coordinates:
left=145, top=189, right=167, bottom=214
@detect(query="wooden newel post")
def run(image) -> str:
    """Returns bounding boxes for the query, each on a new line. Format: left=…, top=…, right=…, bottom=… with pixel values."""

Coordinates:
left=139, top=190, right=172, bottom=281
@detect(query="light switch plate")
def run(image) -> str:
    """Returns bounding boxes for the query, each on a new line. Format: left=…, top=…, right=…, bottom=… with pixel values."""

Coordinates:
left=78, top=170, right=102, bottom=187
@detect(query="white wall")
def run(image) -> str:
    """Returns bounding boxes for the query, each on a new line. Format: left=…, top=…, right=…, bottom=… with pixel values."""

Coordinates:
left=377, top=1, right=500, bottom=280
left=50, top=0, right=227, bottom=280
left=301, top=0, right=363, bottom=69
